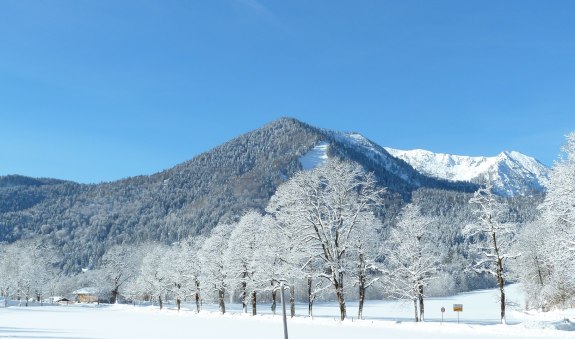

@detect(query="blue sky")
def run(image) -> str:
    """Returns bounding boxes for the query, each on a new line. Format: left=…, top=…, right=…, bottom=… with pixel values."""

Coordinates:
left=1, top=0, right=574, bottom=183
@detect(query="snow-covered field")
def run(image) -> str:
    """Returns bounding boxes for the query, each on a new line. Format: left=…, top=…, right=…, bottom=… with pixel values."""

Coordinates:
left=1, top=285, right=573, bottom=338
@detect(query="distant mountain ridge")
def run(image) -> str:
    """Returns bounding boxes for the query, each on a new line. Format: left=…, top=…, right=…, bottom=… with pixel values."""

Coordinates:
left=0, top=174, right=69, bottom=188
left=385, top=148, right=549, bottom=197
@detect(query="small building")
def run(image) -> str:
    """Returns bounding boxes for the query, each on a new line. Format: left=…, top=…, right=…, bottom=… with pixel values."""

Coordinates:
left=56, top=297, right=73, bottom=305
left=72, top=287, right=99, bottom=303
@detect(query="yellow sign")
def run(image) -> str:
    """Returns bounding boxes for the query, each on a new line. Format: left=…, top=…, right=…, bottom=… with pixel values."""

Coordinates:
left=453, top=304, right=463, bottom=312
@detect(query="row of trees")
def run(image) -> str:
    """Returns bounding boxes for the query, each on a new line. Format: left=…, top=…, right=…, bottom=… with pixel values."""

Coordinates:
left=0, top=239, right=59, bottom=307
left=460, top=131, right=575, bottom=323
left=3, top=137, right=573, bottom=324
left=77, top=160, right=524, bottom=322
left=108, top=160, right=386, bottom=321
left=0, top=160, right=410, bottom=320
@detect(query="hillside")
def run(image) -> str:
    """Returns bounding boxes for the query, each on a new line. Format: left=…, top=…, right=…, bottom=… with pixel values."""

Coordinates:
left=0, top=118, right=477, bottom=272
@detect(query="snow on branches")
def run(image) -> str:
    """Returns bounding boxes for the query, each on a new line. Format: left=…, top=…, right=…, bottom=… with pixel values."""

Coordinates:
left=512, top=131, right=575, bottom=310
left=267, top=159, right=384, bottom=320
left=383, top=202, right=440, bottom=322
left=465, top=181, right=517, bottom=324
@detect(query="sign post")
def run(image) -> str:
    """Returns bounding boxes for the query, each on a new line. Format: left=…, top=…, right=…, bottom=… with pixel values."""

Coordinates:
left=280, top=282, right=289, bottom=339
left=440, top=306, right=445, bottom=325
left=453, top=304, right=463, bottom=324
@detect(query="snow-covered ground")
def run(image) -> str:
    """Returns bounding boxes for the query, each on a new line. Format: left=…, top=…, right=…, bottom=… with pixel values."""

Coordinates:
left=1, top=285, right=573, bottom=338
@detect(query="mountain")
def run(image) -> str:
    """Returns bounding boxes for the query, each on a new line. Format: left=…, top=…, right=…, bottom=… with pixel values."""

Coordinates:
left=0, top=175, right=78, bottom=214
left=0, top=175, right=68, bottom=188
left=1, top=118, right=481, bottom=272
left=385, top=148, right=549, bottom=197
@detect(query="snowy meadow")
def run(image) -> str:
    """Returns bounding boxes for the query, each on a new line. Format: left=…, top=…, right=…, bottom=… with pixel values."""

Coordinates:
left=1, top=284, right=574, bottom=339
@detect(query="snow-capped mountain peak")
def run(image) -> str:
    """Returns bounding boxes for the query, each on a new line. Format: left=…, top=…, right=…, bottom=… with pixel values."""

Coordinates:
left=385, top=147, right=549, bottom=197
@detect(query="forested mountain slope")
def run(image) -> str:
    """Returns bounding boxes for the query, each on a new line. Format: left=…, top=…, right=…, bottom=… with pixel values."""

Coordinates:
left=1, top=118, right=478, bottom=272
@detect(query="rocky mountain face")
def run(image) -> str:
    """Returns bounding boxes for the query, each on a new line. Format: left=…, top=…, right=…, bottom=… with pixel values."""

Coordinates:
left=385, top=148, right=549, bottom=197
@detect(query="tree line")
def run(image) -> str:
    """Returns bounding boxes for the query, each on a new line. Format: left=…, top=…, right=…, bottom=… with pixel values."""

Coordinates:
left=1, top=133, right=573, bottom=323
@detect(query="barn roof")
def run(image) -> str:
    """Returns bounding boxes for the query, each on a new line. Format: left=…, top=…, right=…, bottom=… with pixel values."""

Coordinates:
left=72, top=287, right=98, bottom=295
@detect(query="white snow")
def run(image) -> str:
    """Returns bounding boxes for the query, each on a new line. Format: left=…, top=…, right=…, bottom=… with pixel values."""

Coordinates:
left=72, top=287, right=98, bottom=295
left=299, top=142, right=330, bottom=170
left=329, top=132, right=413, bottom=182
left=385, top=148, right=549, bottom=196
left=1, top=285, right=573, bottom=338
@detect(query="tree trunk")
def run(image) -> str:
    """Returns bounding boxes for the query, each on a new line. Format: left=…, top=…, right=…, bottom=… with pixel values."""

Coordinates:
left=176, top=298, right=181, bottom=312
left=358, top=285, right=365, bottom=320
left=271, top=288, right=277, bottom=315
left=194, top=292, right=200, bottom=313
left=334, top=272, right=346, bottom=321
left=413, top=298, right=419, bottom=322
left=493, top=232, right=506, bottom=324
left=497, top=257, right=506, bottom=324
left=336, top=289, right=346, bottom=321
left=500, top=285, right=506, bottom=324
left=195, top=280, right=201, bottom=313
left=418, top=285, right=424, bottom=322
left=251, top=291, right=257, bottom=316
left=307, top=276, right=314, bottom=318
left=241, top=281, right=247, bottom=313
left=358, top=256, right=366, bottom=320
left=112, top=286, right=119, bottom=304
left=158, top=295, right=163, bottom=310
left=218, top=288, right=226, bottom=314
left=289, top=285, right=295, bottom=318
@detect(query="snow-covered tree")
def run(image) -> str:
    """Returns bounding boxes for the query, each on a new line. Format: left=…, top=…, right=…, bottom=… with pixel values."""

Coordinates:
left=138, top=244, right=170, bottom=309
left=513, top=131, right=575, bottom=309
left=383, top=203, right=439, bottom=322
left=0, top=240, right=59, bottom=307
left=32, top=242, right=60, bottom=305
left=163, top=237, right=204, bottom=312
left=267, top=159, right=384, bottom=320
left=184, top=236, right=205, bottom=313
left=100, top=244, right=143, bottom=303
left=267, top=196, right=320, bottom=318
left=164, top=246, right=189, bottom=311
left=349, top=213, right=382, bottom=320
left=0, top=243, right=20, bottom=306
left=465, top=181, right=517, bottom=324
left=247, top=215, right=287, bottom=316
left=510, top=219, right=552, bottom=310
left=301, top=258, right=330, bottom=318
left=224, top=210, right=269, bottom=315
left=199, top=222, right=235, bottom=314
left=541, top=132, right=575, bottom=250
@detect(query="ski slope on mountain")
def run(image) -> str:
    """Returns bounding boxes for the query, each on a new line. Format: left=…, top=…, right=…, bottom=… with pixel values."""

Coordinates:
left=299, top=142, right=329, bottom=170
left=300, top=132, right=421, bottom=185
left=385, top=148, right=549, bottom=196
left=1, top=285, right=573, bottom=338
